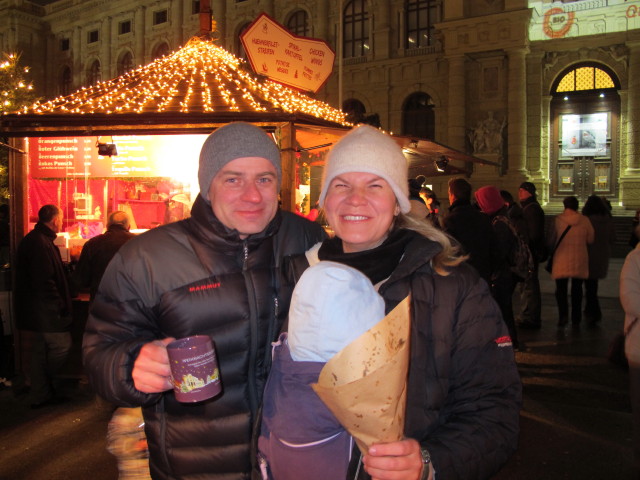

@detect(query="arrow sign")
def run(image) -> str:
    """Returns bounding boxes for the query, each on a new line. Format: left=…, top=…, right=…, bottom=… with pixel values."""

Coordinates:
left=240, top=13, right=335, bottom=93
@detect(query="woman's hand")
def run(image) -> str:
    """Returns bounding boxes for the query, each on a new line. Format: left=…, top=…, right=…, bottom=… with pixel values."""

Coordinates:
left=132, top=338, right=175, bottom=393
left=363, top=438, right=432, bottom=480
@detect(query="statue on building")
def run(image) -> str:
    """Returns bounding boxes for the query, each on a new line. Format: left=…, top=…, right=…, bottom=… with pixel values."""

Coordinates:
left=468, top=111, right=506, bottom=155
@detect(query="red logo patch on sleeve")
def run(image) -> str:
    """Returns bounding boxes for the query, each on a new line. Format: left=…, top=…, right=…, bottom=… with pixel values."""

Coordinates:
left=494, top=336, right=513, bottom=348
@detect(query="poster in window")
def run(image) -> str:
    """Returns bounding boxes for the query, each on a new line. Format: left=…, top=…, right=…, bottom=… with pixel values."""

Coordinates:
left=560, top=113, right=609, bottom=157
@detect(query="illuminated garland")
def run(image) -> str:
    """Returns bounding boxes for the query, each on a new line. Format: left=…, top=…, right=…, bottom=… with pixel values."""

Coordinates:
left=21, top=37, right=349, bottom=125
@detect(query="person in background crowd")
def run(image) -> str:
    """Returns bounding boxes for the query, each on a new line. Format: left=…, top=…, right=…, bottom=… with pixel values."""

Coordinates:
left=548, top=196, right=594, bottom=328
left=475, top=185, right=520, bottom=350
left=581, top=195, right=615, bottom=326
left=408, top=178, right=429, bottom=219
left=516, top=182, right=547, bottom=330
left=82, top=122, right=326, bottom=480
left=619, top=227, right=640, bottom=480
left=500, top=190, right=528, bottom=239
left=442, top=178, right=496, bottom=284
left=72, top=210, right=135, bottom=303
left=15, top=204, right=73, bottom=408
left=421, top=188, right=441, bottom=228
left=260, top=125, right=521, bottom=480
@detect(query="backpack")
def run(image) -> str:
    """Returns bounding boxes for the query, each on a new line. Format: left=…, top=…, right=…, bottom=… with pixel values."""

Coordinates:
left=492, top=215, right=535, bottom=282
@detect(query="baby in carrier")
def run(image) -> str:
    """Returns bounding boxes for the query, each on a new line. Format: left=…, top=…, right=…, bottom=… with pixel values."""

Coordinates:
left=258, top=261, right=385, bottom=480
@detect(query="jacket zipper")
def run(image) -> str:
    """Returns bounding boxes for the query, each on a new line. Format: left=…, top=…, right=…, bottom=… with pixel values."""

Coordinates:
left=243, top=240, right=259, bottom=415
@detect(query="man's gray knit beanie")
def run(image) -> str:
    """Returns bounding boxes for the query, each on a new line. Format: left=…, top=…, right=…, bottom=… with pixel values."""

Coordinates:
left=198, top=122, right=282, bottom=202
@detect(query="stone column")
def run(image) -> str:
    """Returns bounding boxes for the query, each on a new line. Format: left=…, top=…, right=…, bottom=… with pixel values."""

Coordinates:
left=447, top=54, right=466, bottom=151
left=626, top=41, right=640, bottom=173
left=507, top=47, right=528, bottom=176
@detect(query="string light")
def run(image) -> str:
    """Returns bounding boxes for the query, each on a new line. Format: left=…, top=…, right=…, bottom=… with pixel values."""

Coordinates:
left=24, top=36, right=349, bottom=125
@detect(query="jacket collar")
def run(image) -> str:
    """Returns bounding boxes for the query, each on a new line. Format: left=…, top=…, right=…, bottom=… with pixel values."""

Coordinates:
left=34, top=221, right=57, bottom=240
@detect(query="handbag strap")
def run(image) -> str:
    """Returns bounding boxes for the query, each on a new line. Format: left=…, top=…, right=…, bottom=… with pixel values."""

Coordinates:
left=551, top=225, right=571, bottom=254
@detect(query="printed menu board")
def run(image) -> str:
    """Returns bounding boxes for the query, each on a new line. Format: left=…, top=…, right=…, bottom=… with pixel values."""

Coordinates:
left=28, top=135, right=207, bottom=179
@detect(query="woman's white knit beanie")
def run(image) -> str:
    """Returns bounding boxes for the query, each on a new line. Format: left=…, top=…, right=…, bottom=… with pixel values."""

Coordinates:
left=318, top=125, right=410, bottom=213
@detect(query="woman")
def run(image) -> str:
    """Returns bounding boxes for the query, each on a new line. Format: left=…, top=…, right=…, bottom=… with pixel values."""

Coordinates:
left=259, top=125, right=521, bottom=480
left=581, top=195, right=615, bottom=325
left=549, top=196, right=594, bottom=327
left=474, top=185, right=521, bottom=351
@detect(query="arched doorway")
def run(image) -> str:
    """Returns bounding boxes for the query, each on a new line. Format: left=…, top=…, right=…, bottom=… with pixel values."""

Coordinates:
left=550, top=63, right=620, bottom=203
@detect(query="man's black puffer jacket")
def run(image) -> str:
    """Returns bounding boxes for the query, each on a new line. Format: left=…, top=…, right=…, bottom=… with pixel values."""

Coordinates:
left=83, top=195, right=326, bottom=479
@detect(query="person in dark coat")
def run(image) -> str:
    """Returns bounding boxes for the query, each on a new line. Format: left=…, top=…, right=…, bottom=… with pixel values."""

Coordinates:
left=517, top=182, right=547, bottom=330
left=442, top=178, right=496, bottom=284
left=82, top=122, right=326, bottom=480
left=72, top=210, right=135, bottom=302
left=15, top=204, right=73, bottom=408
left=260, top=126, right=521, bottom=480
left=582, top=195, right=616, bottom=325
left=475, top=185, right=520, bottom=350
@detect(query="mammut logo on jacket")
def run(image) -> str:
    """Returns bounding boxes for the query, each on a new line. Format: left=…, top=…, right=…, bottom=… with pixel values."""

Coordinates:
left=189, top=282, right=221, bottom=293
left=494, top=336, right=513, bottom=347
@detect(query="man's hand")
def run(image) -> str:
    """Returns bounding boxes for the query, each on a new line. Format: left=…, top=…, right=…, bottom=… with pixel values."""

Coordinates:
left=132, top=338, right=175, bottom=393
left=363, top=438, right=432, bottom=480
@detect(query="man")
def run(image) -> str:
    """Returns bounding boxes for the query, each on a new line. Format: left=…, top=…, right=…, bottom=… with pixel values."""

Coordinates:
left=72, top=211, right=135, bottom=302
left=15, top=204, right=73, bottom=408
left=442, top=178, right=496, bottom=284
left=517, top=181, right=547, bottom=329
left=83, top=122, right=326, bottom=479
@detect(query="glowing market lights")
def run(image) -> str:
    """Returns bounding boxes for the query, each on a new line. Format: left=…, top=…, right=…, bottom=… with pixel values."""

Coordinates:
left=21, top=37, right=348, bottom=126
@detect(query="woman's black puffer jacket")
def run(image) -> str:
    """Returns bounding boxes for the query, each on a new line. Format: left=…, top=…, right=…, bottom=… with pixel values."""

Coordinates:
left=83, top=195, right=326, bottom=479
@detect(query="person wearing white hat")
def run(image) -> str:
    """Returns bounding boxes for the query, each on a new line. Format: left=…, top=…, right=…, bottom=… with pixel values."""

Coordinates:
left=261, top=124, right=521, bottom=480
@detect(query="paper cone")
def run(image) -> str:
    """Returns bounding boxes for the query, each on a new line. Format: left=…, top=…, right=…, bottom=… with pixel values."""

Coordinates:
left=311, top=295, right=411, bottom=454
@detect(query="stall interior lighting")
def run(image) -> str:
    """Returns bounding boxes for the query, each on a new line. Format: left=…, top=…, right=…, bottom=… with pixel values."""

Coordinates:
left=20, top=37, right=349, bottom=126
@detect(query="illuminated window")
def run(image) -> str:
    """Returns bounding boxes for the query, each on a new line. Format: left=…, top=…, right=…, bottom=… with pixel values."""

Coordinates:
left=87, top=60, right=101, bottom=85
left=343, top=0, right=369, bottom=58
left=287, top=10, right=309, bottom=37
left=117, top=51, right=134, bottom=76
left=402, top=92, right=435, bottom=140
left=406, top=0, right=441, bottom=48
left=555, top=65, right=616, bottom=93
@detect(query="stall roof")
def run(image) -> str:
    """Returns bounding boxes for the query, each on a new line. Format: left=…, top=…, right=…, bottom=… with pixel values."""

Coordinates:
left=0, top=36, right=350, bottom=136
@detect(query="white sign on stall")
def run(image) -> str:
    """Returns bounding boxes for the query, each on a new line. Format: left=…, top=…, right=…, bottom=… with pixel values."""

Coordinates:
left=240, top=13, right=335, bottom=93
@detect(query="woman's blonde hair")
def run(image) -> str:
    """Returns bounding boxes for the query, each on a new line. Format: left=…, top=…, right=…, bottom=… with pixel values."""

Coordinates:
left=395, top=213, right=467, bottom=276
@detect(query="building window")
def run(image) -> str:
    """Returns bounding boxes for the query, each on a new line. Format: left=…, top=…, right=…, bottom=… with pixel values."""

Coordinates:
left=60, top=38, right=70, bottom=51
left=87, top=60, right=101, bottom=85
left=554, top=65, right=617, bottom=93
left=406, top=0, right=440, bottom=48
left=153, top=9, right=168, bottom=25
left=287, top=10, right=309, bottom=37
left=119, top=20, right=132, bottom=35
left=402, top=92, right=435, bottom=140
left=60, top=66, right=72, bottom=96
left=192, top=1, right=200, bottom=14
left=117, top=51, right=134, bottom=76
left=342, top=99, right=367, bottom=124
left=87, top=29, right=99, bottom=44
left=343, top=0, right=369, bottom=58
left=152, top=42, right=170, bottom=60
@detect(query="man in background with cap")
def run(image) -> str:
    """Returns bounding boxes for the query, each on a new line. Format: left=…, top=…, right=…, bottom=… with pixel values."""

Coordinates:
left=83, top=122, right=326, bottom=479
left=517, top=181, right=547, bottom=329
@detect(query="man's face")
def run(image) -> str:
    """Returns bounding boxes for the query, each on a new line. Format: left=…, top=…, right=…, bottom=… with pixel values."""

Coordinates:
left=518, top=188, right=532, bottom=202
left=53, top=211, right=63, bottom=233
left=208, top=157, right=279, bottom=238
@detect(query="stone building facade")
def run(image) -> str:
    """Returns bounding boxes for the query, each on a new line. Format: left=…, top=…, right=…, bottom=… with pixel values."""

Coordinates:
left=0, top=0, right=637, bottom=211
